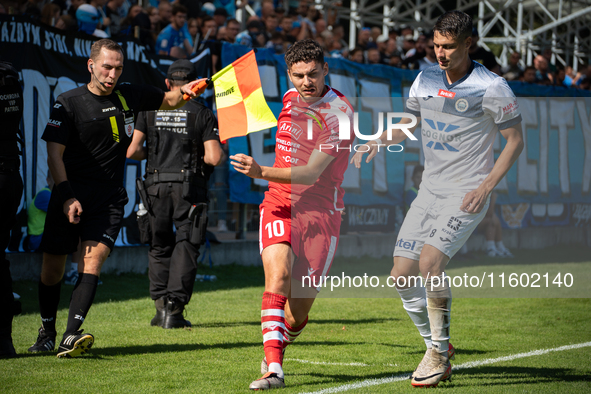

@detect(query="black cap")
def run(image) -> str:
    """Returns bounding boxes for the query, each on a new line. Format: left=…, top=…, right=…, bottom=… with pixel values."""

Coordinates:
left=214, top=7, right=229, bottom=17
left=167, top=59, right=197, bottom=81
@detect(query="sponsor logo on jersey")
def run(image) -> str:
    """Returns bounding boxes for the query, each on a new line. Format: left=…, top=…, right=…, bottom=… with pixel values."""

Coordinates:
left=422, top=118, right=460, bottom=152
left=438, top=89, right=456, bottom=98
left=47, top=119, right=61, bottom=127
left=308, top=267, right=317, bottom=276
left=278, top=121, right=303, bottom=140
left=455, top=98, right=469, bottom=112
left=439, top=237, right=451, bottom=243
left=395, top=238, right=416, bottom=251
left=102, top=106, right=116, bottom=112
left=502, top=99, right=519, bottom=115
left=422, top=96, right=433, bottom=101
left=447, top=216, right=462, bottom=231
left=102, top=233, right=115, bottom=243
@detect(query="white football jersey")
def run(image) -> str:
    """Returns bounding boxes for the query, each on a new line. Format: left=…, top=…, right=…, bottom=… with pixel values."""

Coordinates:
left=406, top=62, right=521, bottom=195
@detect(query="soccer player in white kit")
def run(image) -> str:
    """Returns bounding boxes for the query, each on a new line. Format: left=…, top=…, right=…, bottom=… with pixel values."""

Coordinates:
left=352, top=11, right=524, bottom=387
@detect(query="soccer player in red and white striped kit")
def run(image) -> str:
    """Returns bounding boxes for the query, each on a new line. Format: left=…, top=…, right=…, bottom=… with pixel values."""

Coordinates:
left=231, top=39, right=354, bottom=390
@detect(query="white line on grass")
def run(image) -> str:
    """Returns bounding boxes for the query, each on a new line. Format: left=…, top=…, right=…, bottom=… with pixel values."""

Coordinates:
left=298, top=341, right=591, bottom=394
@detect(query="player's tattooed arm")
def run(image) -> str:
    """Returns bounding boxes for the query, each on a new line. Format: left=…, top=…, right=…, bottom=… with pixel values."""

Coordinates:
left=460, top=123, right=524, bottom=214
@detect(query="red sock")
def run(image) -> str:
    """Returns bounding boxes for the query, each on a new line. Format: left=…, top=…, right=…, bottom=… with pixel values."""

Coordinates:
left=261, top=291, right=287, bottom=368
left=283, top=315, right=308, bottom=349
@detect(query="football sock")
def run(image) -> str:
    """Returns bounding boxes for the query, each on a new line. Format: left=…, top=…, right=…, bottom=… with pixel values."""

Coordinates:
left=486, top=240, right=496, bottom=250
left=397, top=285, right=432, bottom=348
left=64, top=273, right=98, bottom=336
left=261, top=291, right=287, bottom=378
left=425, top=277, right=452, bottom=357
left=283, top=315, right=308, bottom=349
left=39, top=280, right=61, bottom=333
left=495, top=241, right=507, bottom=252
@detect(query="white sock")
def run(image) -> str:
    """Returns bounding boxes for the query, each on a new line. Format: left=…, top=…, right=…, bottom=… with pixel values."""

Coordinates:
left=495, top=241, right=507, bottom=252
left=486, top=240, right=496, bottom=250
left=397, top=285, right=432, bottom=348
left=268, top=362, right=284, bottom=378
left=425, top=277, right=451, bottom=356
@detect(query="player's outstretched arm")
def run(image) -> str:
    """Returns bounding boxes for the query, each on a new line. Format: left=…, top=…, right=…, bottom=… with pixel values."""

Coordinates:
left=230, top=150, right=334, bottom=185
left=47, top=141, right=83, bottom=224
left=351, top=115, right=420, bottom=168
left=460, top=124, right=524, bottom=214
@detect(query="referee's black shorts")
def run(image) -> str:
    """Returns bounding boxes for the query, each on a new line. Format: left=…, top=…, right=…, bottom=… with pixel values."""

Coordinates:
left=40, top=183, right=128, bottom=255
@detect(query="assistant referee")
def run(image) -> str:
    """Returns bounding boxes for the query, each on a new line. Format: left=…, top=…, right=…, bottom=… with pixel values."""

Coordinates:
left=28, top=39, right=204, bottom=358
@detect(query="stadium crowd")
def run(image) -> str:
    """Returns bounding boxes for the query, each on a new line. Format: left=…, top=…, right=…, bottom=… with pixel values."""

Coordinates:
left=2, top=0, right=591, bottom=89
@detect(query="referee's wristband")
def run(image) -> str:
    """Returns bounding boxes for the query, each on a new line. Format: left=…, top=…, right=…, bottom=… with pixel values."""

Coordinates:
left=57, top=181, right=76, bottom=204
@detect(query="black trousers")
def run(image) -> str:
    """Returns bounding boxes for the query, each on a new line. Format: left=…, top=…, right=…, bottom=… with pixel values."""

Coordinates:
left=0, top=168, right=23, bottom=335
left=146, top=182, right=201, bottom=305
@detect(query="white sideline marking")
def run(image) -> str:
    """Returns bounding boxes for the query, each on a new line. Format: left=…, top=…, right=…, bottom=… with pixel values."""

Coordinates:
left=299, top=341, right=591, bottom=394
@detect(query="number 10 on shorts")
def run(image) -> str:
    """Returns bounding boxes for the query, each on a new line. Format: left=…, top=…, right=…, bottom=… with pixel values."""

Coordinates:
left=265, top=220, right=285, bottom=238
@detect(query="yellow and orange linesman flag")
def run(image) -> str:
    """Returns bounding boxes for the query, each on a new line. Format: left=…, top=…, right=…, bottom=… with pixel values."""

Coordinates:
left=213, top=50, right=277, bottom=142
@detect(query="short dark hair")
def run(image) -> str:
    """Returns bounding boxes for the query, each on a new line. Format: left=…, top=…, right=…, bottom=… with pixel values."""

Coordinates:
left=172, top=4, right=187, bottom=16
left=433, top=11, right=473, bottom=41
left=90, top=39, right=124, bottom=61
left=285, top=39, right=324, bottom=68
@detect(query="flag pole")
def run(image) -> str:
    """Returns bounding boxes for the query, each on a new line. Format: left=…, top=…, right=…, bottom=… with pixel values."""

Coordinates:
left=182, top=49, right=257, bottom=101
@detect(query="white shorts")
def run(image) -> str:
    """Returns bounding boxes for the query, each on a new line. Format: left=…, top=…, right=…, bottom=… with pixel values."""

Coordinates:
left=393, top=187, right=489, bottom=260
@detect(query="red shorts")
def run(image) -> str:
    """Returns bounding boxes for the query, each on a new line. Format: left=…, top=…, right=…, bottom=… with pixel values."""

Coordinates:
left=259, top=192, right=341, bottom=286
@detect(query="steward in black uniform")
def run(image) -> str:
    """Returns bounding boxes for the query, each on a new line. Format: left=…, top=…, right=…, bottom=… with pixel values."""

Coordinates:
left=127, top=59, right=223, bottom=329
left=28, top=39, right=205, bottom=358
left=0, top=61, right=24, bottom=359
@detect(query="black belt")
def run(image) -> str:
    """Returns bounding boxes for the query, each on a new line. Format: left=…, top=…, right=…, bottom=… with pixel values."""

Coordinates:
left=144, top=171, right=206, bottom=188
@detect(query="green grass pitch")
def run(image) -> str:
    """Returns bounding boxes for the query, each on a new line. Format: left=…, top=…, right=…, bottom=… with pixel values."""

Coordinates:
left=4, top=246, right=591, bottom=393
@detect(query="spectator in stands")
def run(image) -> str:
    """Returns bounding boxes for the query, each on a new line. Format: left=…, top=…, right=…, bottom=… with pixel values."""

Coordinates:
left=223, top=18, right=240, bottom=44
left=469, top=27, right=500, bottom=74
left=357, top=27, right=374, bottom=50
left=40, top=3, right=61, bottom=27
left=76, top=4, right=108, bottom=37
left=27, top=174, right=54, bottom=253
left=367, top=48, right=381, bottom=65
left=89, top=0, right=110, bottom=34
left=67, top=0, right=85, bottom=18
left=404, top=33, right=427, bottom=69
left=118, top=4, right=143, bottom=37
left=104, top=0, right=125, bottom=37
left=315, top=18, right=327, bottom=37
left=502, top=51, right=523, bottom=81
left=417, top=35, right=437, bottom=70
left=159, top=0, right=172, bottom=27
left=555, top=65, right=569, bottom=88
left=404, top=165, right=423, bottom=213
left=541, top=47, right=557, bottom=73
left=477, top=192, right=514, bottom=257
left=236, top=19, right=265, bottom=48
left=370, top=26, right=381, bottom=43
left=133, top=11, right=156, bottom=53
left=349, top=47, right=364, bottom=63
left=521, top=66, right=537, bottom=83
left=262, top=13, right=280, bottom=44
left=156, top=4, right=193, bottom=57
left=55, top=14, right=78, bottom=32
left=200, top=15, right=218, bottom=41
left=187, top=17, right=198, bottom=39
left=401, top=34, right=416, bottom=59
left=214, top=0, right=237, bottom=19
left=383, top=38, right=402, bottom=66
left=213, top=7, right=228, bottom=27
left=375, top=35, right=389, bottom=64
left=534, top=54, right=553, bottom=84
